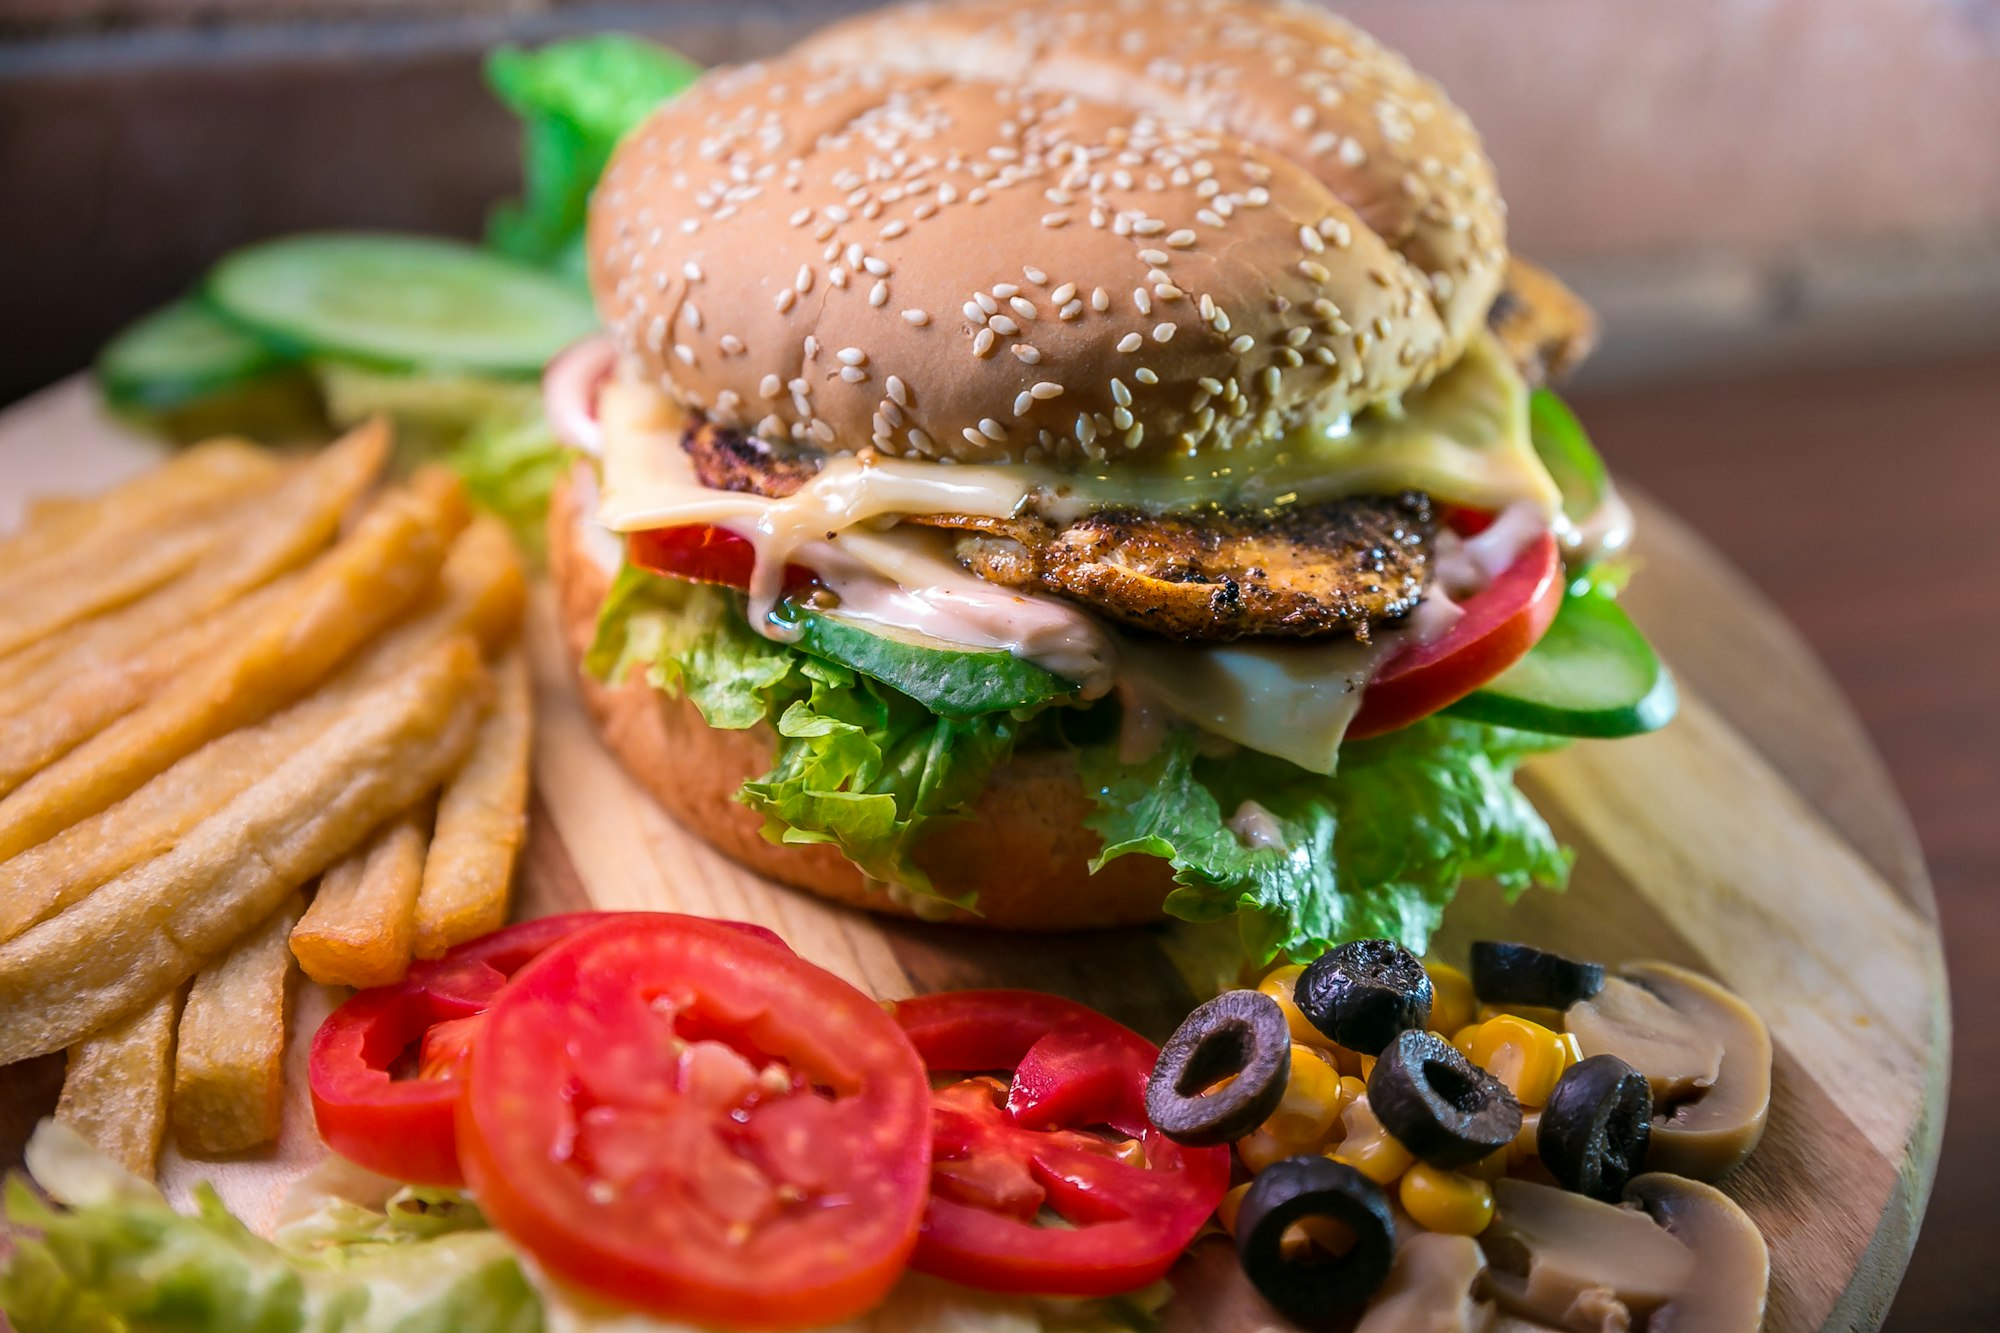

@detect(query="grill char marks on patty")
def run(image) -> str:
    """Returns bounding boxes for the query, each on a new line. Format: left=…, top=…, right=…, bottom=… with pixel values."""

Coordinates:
left=914, top=496, right=1434, bottom=642
left=680, top=419, right=1436, bottom=643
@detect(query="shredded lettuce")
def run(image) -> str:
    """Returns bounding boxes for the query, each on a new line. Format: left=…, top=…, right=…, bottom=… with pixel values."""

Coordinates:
left=485, top=36, right=704, bottom=268
left=447, top=410, right=567, bottom=562
left=589, top=567, right=1570, bottom=950
left=0, top=1123, right=540, bottom=1333
left=1081, top=721, right=1571, bottom=961
left=588, top=569, right=1031, bottom=902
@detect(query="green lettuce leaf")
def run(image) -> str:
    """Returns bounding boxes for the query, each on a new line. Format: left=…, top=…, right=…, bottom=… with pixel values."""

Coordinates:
left=587, top=570, right=1030, bottom=902
left=1081, top=718, right=1572, bottom=961
left=447, top=409, right=566, bottom=562
left=485, top=36, right=704, bottom=267
left=1, top=1124, right=540, bottom=1333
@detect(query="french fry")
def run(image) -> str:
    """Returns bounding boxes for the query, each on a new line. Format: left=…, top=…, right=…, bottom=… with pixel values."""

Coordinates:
left=0, top=444, right=288, bottom=659
left=55, top=987, right=182, bottom=1180
left=0, top=421, right=388, bottom=700
left=0, top=635, right=489, bottom=1065
left=0, top=469, right=469, bottom=863
left=414, top=649, right=532, bottom=958
left=172, top=894, right=303, bottom=1155
left=0, top=517, right=526, bottom=944
left=0, top=439, right=278, bottom=598
left=292, top=800, right=433, bottom=988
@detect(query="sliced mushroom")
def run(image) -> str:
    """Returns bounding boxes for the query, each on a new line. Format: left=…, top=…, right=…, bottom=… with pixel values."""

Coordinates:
left=1563, top=962, right=1772, bottom=1180
left=1623, top=1174, right=1770, bottom=1332
left=1355, top=1232, right=1495, bottom=1333
left=1479, top=1178, right=1694, bottom=1329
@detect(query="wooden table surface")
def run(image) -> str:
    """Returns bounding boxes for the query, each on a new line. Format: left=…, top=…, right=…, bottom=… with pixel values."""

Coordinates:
left=1572, top=352, right=2000, bottom=1331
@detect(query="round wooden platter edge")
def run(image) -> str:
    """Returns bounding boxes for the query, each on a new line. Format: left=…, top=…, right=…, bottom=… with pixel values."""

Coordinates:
left=0, top=380, right=1951, bottom=1332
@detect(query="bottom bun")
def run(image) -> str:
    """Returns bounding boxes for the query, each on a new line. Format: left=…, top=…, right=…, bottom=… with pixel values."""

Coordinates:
left=549, top=477, right=1176, bottom=930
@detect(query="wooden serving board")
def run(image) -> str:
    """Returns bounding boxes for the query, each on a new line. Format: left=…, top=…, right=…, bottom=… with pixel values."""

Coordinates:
left=0, top=380, right=1949, bottom=1332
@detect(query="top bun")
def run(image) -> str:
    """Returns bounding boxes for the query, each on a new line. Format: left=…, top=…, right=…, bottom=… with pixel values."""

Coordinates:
left=589, top=0, right=1506, bottom=467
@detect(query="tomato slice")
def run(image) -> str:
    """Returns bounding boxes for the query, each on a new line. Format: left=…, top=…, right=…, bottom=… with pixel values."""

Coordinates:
left=1347, top=530, right=1565, bottom=741
left=893, top=990, right=1230, bottom=1297
left=629, top=525, right=815, bottom=593
left=308, top=912, right=786, bottom=1186
left=457, top=915, right=931, bottom=1330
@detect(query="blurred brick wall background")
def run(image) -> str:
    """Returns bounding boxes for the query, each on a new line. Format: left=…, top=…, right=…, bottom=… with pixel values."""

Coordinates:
left=3, top=0, right=1999, bottom=399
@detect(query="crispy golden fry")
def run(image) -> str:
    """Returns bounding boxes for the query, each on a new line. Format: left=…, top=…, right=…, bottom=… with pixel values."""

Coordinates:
left=292, top=800, right=433, bottom=988
left=0, top=471, right=469, bottom=864
left=172, top=894, right=303, bottom=1155
left=55, top=987, right=182, bottom=1180
left=0, top=519, right=526, bottom=944
left=0, top=422, right=387, bottom=701
left=0, top=439, right=277, bottom=597
left=0, top=636, right=489, bottom=1065
left=414, top=649, right=532, bottom=958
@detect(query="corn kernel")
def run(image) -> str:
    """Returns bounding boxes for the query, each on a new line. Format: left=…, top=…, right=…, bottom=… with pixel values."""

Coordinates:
left=1357, top=1054, right=1376, bottom=1083
left=1399, top=1163, right=1494, bottom=1235
left=1238, top=1125, right=1302, bottom=1174
left=1450, top=1024, right=1482, bottom=1059
left=1469, top=1014, right=1573, bottom=1107
left=1510, top=1109, right=1542, bottom=1166
left=1559, top=1031, right=1584, bottom=1065
left=1464, top=1148, right=1508, bottom=1182
left=1425, top=961, right=1476, bottom=1036
left=1478, top=1001, right=1567, bottom=1030
left=1258, top=965, right=1325, bottom=1047
left=1329, top=1096, right=1413, bottom=1186
left=1217, top=1181, right=1252, bottom=1235
left=1263, top=1044, right=1349, bottom=1144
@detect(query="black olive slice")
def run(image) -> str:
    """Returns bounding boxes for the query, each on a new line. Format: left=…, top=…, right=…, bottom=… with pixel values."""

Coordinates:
left=1234, top=1155, right=1396, bottom=1326
left=1368, top=1029, right=1522, bottom=1168
left=1146, top=990, right=1292, bottom=1146
left=1539, top=1053, right=1653, bottom=1200
left=1469, top=940, right=1606, bottom=1010
left=1295, top=939, right=1432, bottom=1056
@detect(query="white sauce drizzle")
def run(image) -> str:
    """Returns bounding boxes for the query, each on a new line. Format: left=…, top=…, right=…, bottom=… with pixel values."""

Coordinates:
left=1561, top=481, right=1637, bottom=567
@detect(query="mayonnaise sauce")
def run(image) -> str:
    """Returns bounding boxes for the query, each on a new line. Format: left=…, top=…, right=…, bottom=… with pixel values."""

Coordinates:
left=1561, top=481, right=1636, bottom=567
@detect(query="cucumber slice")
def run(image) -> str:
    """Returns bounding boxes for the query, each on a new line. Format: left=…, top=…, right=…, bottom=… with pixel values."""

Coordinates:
left=206, top=234, right=599, bottom=378
left=1529, top=388, right=1610, bottom=526
left=772, top=604, right=1078, bottom=717
left=96, top=299, right=291, bottom=411
left=1445, top=589, right=1677, bottom=738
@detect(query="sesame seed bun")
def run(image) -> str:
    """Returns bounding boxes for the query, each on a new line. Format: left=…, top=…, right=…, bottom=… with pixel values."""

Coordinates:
left=550, top=477, right=1179, bottom=929
left=588, top=0, right=1505, bottom=467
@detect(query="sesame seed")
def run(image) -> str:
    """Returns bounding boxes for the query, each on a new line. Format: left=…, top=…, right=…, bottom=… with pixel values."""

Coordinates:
left=881, top=400, right=904, bottom=426
left=1024, top=266, right=1048, bottom=285
left=887, top=375, right=908, bottom=405
left=810, top=418, right=836, bottom=444
left=837, top=347, right=867, bottom=366
left=684, top=303, right=703, bottom=330
left=1299, top=260, right=1332, bottom=283
left=795, top=265, right=814, bottom=293
left=1197, top=208, right=1225, bottom=228
left=992, top=283, right=1020, bottom=300
left=869, top=280, right=889, bottom=307
left=1198, top=376, right=1223, bottom=394
left=1155, top=282, right=1185, bottom=301
left=683, top=260, right=704, bottom=282
left=1116, top=332, right=1143, bottom=353
left=901, top=309, right=930, bottom=326
left=962, top=427, right=985, bottom=447
left=881, top=220, right=907, bottom=239
left=989, top=315, right=1021, bottom=336
left=1042, top=212, right=1071, bottom=228
left=1132, top=218, right=1166, bottom=236
left=1113, top=406, right=1135, bottom=430
left=789, top=207, right=812, bottom=227
left=909, top=427, right=934, bottom=451
left=1059, top=299, right=1084, bottom=320
left=1230, top=334, right=1257, bottom=354
left=1014, top=391, right=1034, bottom=417
left=720, top=334, right=745, bottom=355
left=1051, top=282, right=1077, bottom=304
left=975, top=291, right=1000, bottom=315
left=973, top=327, right=997, bottom=357
left=1013, top=344, right=1042, bottom=364
left=1134, top=288, right=1153, bottom=316
left=760, top=374, right=783, bottom=399
left=864, top=256, right=890, bottom=275
left=1030, top=381, right=1063, bottom=400
left=1166, top=229, right=1198, bottom=248
left=1300, top=225, right=1326, bottom=254
left=674, top=343, right=696, bottom=366
left=829, top=266, right=848, bottom=290
left=963, top=301, right=986, bottom=322
left=1140, top=248, right=1171, bottom=266
left=1262, top=366, right=1282, bottom=394
left=1134, top=367, right=1158, bottom=385
left=804, top=336, right=820, bottom=359
left=1286, top=325, right=1314, bottom=347
left=1008, top=296, right=1037, bottom=321
left=1110, top=378, right=1132, bottom=406
left=840, top=366, right=868, bottom=383
left=978, top=418, right=1008, bottom=440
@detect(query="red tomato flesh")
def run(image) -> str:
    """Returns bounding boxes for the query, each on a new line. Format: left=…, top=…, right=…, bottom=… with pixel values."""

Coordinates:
left=1347, top=530, right=1564, bottom=741
left=308, top=912, right=786, bottom=1187
left=629, top=525, right=814, bottom=593
left=894, top=990, right=1230, bottom=1297
left=457, top=915, right=931, bottom=1331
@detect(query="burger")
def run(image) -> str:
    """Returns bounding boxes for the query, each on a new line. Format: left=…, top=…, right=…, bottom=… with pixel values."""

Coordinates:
left=545, top=0, right=1669, bottom=959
